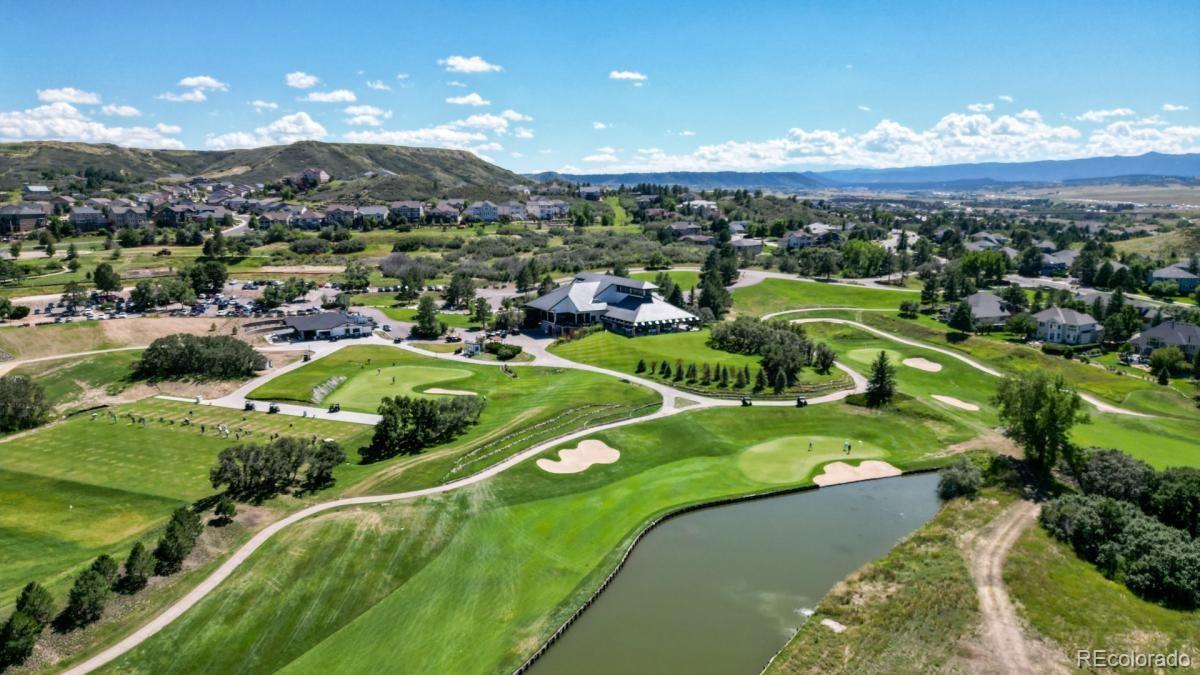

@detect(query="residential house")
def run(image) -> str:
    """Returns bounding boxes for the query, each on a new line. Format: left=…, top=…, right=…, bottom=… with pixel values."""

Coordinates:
left=728, top=221, right=748, bottom=235
left=389, top=200, right=425, bottom=222
left=953, top=291, right=1011, bottom=328
left=84, top=197, right=111, bottom=208
left=635, top=194, right=660, bottom=207
left=292, top=211, right=325, bottom=229
left=260, top=211, right=292, bottom=227
left=730, top=238, right=764, bottom=255
left=302, top=168, right=331, bottom=184
left=783, top=230, right=817, bottom=250
left=680, top=234, right=716, bottom=246
left=22, top=185, right=51, bottom=201
left=1034, top=307, right=1100, bottom=345
left=155, top=204, right=195, bottom=227
left=525, top=272, right=699, bottom=337
left=0, top=204, right=47, bottom=235
left=1130, top=320, right=1200, bottom=360
left=578, top=186, right=604, bottom=200
left=1040, top=249, right=1080, bottom=276
left=324, top=205, right=358, bottom=226
left=687, top=199, right=720, bottom=218
left=679, top=192, right=701, bottom=203
left=357, top=206, right=390, bottom=225
left=50, top=195, right=76, bottom=212
left=69, top=206, right=107, bottom=231
left=527, top=199, right=568, bottom=220
left=1149, top=263, right=1200, bottom=293
left=465, top=200, right=499, bottom=222
left=429, top=201, right=461, bottom=223
left=1034, top=239, right=1058, bottom=253
left=667, top=221, right=701, bottom=237
left=108, top=205, right=148, bottom=228
left=499, top=201, right=527, bottom=221
left=282, top=312, right=373, bottom=341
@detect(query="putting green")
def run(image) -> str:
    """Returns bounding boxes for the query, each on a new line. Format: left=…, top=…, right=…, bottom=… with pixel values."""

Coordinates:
left=845, top=348, right=904, bottom=368
left=327, top=365, right=475, bottom=410
left=738, top=435, right=886, bottom=483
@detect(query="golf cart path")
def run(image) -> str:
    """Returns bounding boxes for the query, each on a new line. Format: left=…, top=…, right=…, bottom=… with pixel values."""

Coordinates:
left=787, top=317, right=1149, bottom=417
left=965, top=501, right=1061, bottom=675
left=0, top=346, right=146, bottom=376
left=65, top=334, right=869, bottom=673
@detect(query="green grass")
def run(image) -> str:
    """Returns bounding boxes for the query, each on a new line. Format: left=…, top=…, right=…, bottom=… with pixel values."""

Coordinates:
left=375, top=306, right=478, bottom=329
left=1006, top=523, right=1200, bottom=664
left=738, top=436, right=886, bottom=483
left=247, top=345, right=661, bottom=492
left=732, top=278, right=915, bottom=317
left=768, top=488, right=1015, bottom=673
left=631, top=269, right=700, bottom=290
left=106, top=402, right=970, bottom=674
left=549, top=328, right=845, bottom=394
left=9, top=349, right=141, bottom=411
left=0, top=399, right=371, bottom=609
left=603, top=196, right=629, bottom=228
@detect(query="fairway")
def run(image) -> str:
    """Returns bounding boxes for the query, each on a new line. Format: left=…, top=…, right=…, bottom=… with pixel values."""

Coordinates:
left=8, top=349, right=140, bottom=411
left=732, top=278, right=911, bottom=317
left=327, top=365, right=474, bottom=409
left=738, top=435, right=886, bottom=483
left=631, top=269, right=700, bottom=290
left=0, top=398, right=371, bottom=609
left=106, top=403, right=971, bottom=674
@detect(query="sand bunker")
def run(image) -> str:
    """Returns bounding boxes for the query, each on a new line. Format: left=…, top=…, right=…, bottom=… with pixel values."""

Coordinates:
left=537, top=440, right=621, bottom=474
left=931, top=395, right=980, bottom=411
left=903, top=357, right=943, bottom=372
left=821, top=618, right=848, bottom=634
left=812, top=460, right=902, bottom=486
left=424, top=388, right=477, bottom=396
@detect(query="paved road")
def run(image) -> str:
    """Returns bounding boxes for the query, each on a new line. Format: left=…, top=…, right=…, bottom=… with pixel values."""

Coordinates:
left=788, top=317, right=1150, bottom=417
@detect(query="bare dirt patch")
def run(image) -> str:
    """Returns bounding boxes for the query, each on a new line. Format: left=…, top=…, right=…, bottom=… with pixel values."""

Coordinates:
left=812, top=460, right=902, bottom=486
left=903, top=357, right=943, bottom=372
left=536, top=439, right=621, bottom=474
left=260, top=265, right=345, bottom=274
left=931, top=394, right=980, bottom=411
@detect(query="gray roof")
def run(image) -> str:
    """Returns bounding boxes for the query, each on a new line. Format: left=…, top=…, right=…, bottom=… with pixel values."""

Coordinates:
left=1151, top=265, right=1199, bottom=280
left=730, top=238, right=764, bottom=248
left=965, top=291, right=1010, bottom=320
left=1132, top=320, right=1200, bottom=349
left=283, top=312, right=362, bottom=332
left=1034, top=306, right=1097, bottom=326
left=526, top=273, right=697, bottom=326
left=1045, top=249, right=1080, bottom=266
left=601, top=293, right=698, bottom=324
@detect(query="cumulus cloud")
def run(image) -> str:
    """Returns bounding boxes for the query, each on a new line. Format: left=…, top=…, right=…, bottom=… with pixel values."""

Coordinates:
left=285, top=71, right=319, bottom=89
left=574, top=108, right=1164, bottom=171
left=365, top=80, right=391, bottom=91
left=100, top=104, right=140, bottom=117
left=1075, top=108, right=1136, bottom=123
left=343, top=126, right=488, bottom=148
left=303, top=89, right=357, bottom=103
left=593, top=121, right=607, bottom=130
left=584, top=150, right=619, bottom=162
left=0, top=101, right=183, bottom=149
left=344, top=105, right=392, bottom=126
left=396, top=73, right=410, bottom=80
left=206, top=112, right=327, bottom=149
left=37, top=87, right=101, bottom=104
left=998, top=95, right=1014, bottom=103
left=967, top=102, right=995, bottom=112
left=857, top=105, right=871, bottom=112
left=439, top=55, right=502, bottom=73
left=450, top=113, right=511, bottom=133
left=178, top=75, right=228, bottom=91
left=677, top=130, right=696, bottom=136
left=250, top=100, right=279, bottom=113
left=157, top=89, right=207, bottom=103
left=500, top=109, right=532, bottom=122
left=514, top=127, right=534, bottom=139
left=446, top=80, right=466, bottom=87
left=1163, top=103, right=1189, bottom=112
left=609, top=70, right=647, bottom=83
left=446, top=92, right=489, bottom=106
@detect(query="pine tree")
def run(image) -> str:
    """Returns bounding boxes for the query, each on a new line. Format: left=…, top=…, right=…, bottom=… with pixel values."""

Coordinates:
left=673, top=359, right=684, bottom=381
left=866, top=351, right=897, bottom=408
left=719, top=366, right=730, bottom=388
left=773, top=370, right=787, bottom=393
left=734, top=368, right=747, bottom=388
left=118, top=542, right=154, bottom=594
left=661, top=361, right=672, bottom=379
left=686, top=363, right=697, bottom=381
left=635, top=358, right=646, bottom=373
left=701, top=363, right=712, bottom=385
left=742, top=364, right=751, bottom=386
left=754, top=368, right=768, bottom=393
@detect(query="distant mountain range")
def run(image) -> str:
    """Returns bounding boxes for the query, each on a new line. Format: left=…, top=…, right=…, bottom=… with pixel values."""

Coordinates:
left=0, top=141, right=529, bottom=195
left=530, top=152, right=1200, bottom=190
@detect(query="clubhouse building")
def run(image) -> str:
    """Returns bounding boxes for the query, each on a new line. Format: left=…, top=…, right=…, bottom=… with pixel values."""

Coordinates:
left=526, top=273, right=699, bottom=337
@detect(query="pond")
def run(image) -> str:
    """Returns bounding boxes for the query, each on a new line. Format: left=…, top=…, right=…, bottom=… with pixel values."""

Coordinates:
left=529, top=472, right=942, bottom=675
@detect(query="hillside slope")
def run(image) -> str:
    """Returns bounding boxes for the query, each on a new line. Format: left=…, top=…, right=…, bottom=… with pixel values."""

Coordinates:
left=0, top=141, right=529, bottom=193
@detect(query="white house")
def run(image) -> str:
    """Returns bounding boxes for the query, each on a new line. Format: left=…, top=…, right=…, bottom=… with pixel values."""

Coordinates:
left=465, top=200, right=500, bottom=222
left=526, top=273, right=698, bottom=337
left=1034, top=307, right=1100, bottom=345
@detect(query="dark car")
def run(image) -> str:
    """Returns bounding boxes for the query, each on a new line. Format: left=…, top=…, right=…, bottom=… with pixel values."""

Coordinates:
left=244, top=401, right=256, bottom=411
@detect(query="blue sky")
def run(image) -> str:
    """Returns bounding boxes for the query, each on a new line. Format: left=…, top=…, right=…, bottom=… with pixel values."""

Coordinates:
left=1, top=0, right=1197, bottom=173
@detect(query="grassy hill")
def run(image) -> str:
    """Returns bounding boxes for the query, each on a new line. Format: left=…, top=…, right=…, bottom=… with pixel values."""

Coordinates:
left=0, top=140, right=529, bottom=195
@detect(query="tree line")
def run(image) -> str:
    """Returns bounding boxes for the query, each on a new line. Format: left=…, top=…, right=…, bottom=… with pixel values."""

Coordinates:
left=210, top=436, right=346, bottom=502
left=135, top=334, right=266, bottom=380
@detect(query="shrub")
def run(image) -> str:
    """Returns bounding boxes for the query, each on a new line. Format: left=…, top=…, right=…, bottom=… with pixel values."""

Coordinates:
left=938, top=458, right=982, bottom=499
left=289, top=237, right=332, bottom=255
left=363, top=395, right=486, bottom=462
left=0, top=375, right=50, bottom=432
left=135, top=334, right=266, bottom=380
left=1077, top=447, right=1156, bottom=507
left=484, top=342, right=523, bottom=361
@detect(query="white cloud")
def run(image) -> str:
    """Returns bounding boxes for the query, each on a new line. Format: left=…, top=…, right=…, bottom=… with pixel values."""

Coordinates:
left=584, top=152, right=619, bottom=163
left=439, top=55, right=502, bottom=73
left=514, top=127, right=534, bottom=139
left=539, top=149, right=553, bottom=155
left=285, top=71, right=320, bottom=89
left=365, top=80, right=391, bottom=91
left=446, top=80, right=467, bottom=87
left=678, top=130, right=696, bottom=136
left=609, top=70, right=647, bottom=82
left=595, top=146, right=616, bottom=154
left=967, top=102, right=995, bottom=112
left=158, top=89, right=207, bottom=103
left=343, top=105, right=392, bottom=126
left=303, top=89, right=357, bottom=103
left=100, top=104, right=140, bottom=117
left=250, top=100, right=279, bottom=113
left=154, top=123, right=182, bottom=134
left=450, top=113, right=510, bottom=133
left=500, top=109, right=532, bottom=122
left=37, top=87, right=101, bottom=104
left=1163, top=103, right=1190, bottom=112
left=857, top=105, right=871, bottom=112
left=0, top=101, right=184, bottom=149
left=1083, top=117, right=1200, bottom=156
left=593, top=121, right=607, bottom=130
left=511, top=152, right=524, bottom=158
left=178, top=75, right=228, bottom=91
left=343, top=126, right=488, bottom=148
left=446, top=92, right=489, bottom=106
left=1075, top=108, right=1136, bottom=123
left=473, top=141, right=503, bottom=152
left=998, top=95, right=1014, bottom=103
left=206, top=111, right=327, bottom=149
left=396, top=73, right=410, bottom=80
